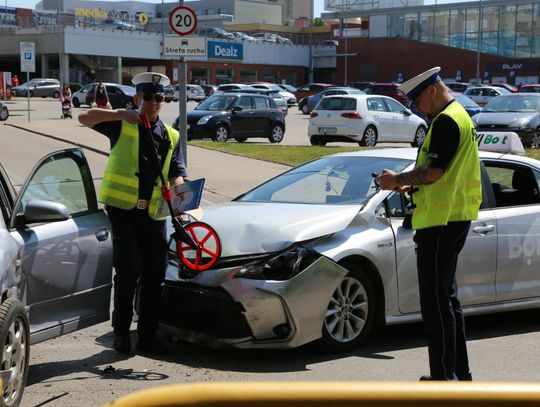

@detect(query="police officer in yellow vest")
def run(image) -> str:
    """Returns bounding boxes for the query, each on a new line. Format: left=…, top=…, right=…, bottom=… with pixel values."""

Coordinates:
left=376, top=67, right=482, bottom=381
left=79, top=72, right=186, bottom=355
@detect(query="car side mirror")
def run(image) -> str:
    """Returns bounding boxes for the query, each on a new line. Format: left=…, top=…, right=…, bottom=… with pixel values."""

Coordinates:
left=404, top=108, right=412, bottom=116
left=15, top=200, right=70, bottom=228
left=232, top=106, right=243, bottom=112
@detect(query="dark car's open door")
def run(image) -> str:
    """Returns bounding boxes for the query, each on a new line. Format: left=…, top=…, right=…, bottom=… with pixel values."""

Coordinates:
left=9, top=149, right=113, bottom=344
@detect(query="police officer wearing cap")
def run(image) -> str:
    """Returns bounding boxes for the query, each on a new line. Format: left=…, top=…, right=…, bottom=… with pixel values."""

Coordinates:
left=79, top=72, right=187, bottom=355
left=376, top=67, right=482, bottom=381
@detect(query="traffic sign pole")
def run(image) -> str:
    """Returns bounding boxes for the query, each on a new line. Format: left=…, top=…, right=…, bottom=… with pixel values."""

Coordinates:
left=169, top=4, right=197, bottom=167
left=20, top=42, right=36, bottom=122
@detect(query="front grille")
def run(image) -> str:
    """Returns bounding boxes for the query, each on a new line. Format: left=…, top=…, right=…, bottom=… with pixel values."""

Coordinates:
left=477, top=124, right=509, bottom=130
left=160, top=283, right=252, bottom=338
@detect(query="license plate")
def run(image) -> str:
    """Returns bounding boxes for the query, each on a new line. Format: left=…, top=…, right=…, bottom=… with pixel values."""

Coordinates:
left=319, top=127, right=336, bottom=134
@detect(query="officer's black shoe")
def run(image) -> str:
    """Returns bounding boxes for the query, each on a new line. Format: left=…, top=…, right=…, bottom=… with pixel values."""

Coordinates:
left=458, top=373, right=473, bottom=381
left=136, top=337, right=169, bottom=355
left=419, top=375, right=434, bottom=381
left=113, top=333, right=131, bottom=354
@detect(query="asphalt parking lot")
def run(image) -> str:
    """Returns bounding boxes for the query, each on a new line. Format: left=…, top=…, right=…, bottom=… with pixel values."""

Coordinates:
left=2, top=97, right=540, bottom=407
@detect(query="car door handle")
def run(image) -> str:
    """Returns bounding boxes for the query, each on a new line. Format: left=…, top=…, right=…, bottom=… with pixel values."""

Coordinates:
left=95, top=228, right=110, bottom=241
left=472, top=225, right=495, bottom=234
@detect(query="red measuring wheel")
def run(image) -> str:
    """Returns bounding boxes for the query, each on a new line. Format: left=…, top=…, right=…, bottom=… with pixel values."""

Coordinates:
left=177, top=222, right=221, bottom=272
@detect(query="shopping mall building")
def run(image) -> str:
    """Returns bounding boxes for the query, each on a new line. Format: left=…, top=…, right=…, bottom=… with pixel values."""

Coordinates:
left=0, top=0, right=538, bottom=87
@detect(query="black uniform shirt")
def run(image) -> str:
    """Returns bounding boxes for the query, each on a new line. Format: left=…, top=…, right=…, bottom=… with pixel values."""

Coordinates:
left=94, top=119, right=187, bottom=199
left=424, top=100, right=460, bottom=170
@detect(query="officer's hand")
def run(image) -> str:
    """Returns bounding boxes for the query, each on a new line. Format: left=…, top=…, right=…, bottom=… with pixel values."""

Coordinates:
left=376, top=169, right=398, bottom=191
left=121, top=109, right=141, bottom=124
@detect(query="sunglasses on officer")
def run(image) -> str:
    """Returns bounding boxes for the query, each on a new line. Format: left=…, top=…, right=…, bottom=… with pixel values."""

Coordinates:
left=142, top=93, right=165, bottom=103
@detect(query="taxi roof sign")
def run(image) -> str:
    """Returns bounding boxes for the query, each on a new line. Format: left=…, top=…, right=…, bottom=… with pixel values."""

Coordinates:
left=476, top=131, right=525, bottom=155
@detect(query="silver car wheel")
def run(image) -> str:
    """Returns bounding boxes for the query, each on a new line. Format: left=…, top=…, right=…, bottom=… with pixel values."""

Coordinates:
left=0, top=107, right=8, bottom=121
left=0, top=299, right=30, bottom=407
left=324, top=275, right=368, bottom=343
left=360, top=126, right=377, bottom=147
left=412, top=125, right=426, bottom=147
left=268, top=125, right=284, bottom=143
left=301, top=103, right=308, bottom=115
left=213, top=125, right=229, bottom=142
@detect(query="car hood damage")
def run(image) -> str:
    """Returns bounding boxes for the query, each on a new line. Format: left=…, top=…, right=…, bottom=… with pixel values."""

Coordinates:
left=193, top=202, right=362, bottom=257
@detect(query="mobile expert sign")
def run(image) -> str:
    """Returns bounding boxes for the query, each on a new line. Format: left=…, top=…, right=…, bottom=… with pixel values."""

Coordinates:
left=20, top=42, right=36, bottom=73
left=208, top=41, right=243, bottom=61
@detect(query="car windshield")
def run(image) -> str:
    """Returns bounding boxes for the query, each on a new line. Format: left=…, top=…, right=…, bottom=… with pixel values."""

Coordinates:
left=453, top=95, right=479, bottom=108
left=196, top=95, right=236, bottom=111
left=120, top=85, right=136, bottom=95
left=482, top=95, right=540, bottom=112
left=237, top=156, right=412, bottom=205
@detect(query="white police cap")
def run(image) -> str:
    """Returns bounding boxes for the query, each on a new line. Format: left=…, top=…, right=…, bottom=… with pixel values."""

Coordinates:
left=398, top=67, right=441, bottom=101
left=132, top=72, right=170, bottom=93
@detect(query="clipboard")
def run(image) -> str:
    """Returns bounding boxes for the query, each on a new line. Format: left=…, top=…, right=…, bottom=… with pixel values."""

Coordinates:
left=171, top=178, right=205, bottom=216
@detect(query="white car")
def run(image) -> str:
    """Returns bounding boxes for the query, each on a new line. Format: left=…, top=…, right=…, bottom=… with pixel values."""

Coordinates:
left=173, top=84, right=206, bottom=101
left=308, top=94, right=427, bottom=147
left=464, top=86, right=511, bottom=106
left=251, top=83, right=297, bottom=105
left=72, top=82, right=96, bottom=107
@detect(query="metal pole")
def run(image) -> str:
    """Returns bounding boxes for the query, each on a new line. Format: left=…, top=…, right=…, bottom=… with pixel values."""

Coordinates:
left=177, top=0, right=188, bottom=166
left=344, top=1, right=348, bottom=86
left=476, top=0, right=482, bottom=84
left=26, top=71, right=30, bottom=122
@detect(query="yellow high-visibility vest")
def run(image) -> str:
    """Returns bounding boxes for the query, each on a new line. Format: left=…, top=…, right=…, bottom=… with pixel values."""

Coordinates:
left=412, top=101, right=482, bottom=230
left=99, top=121, right=179, bottom=220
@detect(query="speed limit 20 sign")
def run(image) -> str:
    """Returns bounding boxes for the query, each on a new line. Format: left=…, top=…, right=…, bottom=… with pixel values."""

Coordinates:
left=169, top=6, right=197, bottom=36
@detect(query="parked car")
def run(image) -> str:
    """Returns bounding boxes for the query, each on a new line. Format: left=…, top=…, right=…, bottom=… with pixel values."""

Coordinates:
left=12, top=78, right=60, bottom=98
left=276, top=34, right=293, bottom=45
left=302, top=87, right=364, bottom=115
left=349, top=82, right=375, bottom=91
left=160, top=139, right=540, bottom=352
left=173, top=93, right=285, bottom=143
left=200, top=84, right=217, bottom=98
left=186, top=84, right=206, bottom=101
left=445, top=81, right=473, bottom=93
left=224, top=88, right=288, bottom=116
left=0, top=148, right=113, bottom=406
left=363, top=83, right=408, bottom=106
left=196, top=26, right=235, bottom=40
left=164, top=84, right=177, bottom=103
left=471, top=93, right=540, bottom=148
left=464, top=86, right=511, bottom=106
left=518, top=84, right=540, bottom=94
left=277, top=83, right=297, bottom=93
left=308, top=94, right=427, bottom=147
left=252, top=32, right=277, bottom=43
left=295, top=83, right=334, bottom=105
left=250, top=83, right=297, bottom=105
left=103, top=18, right=136, bottom=30
left=85, top=83, right=136, bottom=109
left=488, top=83, right=519, bottom=93
left=72, top=82, right=96, bottom=107
left=0, top=100, right=8, bottom=120
left=232, top=31, right=257, bottom=42
left=451, top=93, right=482, bottom=117
left=319, top=39, right=339, bottom=46
left=215, top=83, right=257, bottom=94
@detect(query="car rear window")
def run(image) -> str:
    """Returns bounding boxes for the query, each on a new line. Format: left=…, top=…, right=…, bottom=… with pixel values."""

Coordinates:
left=317, top=97, right=357, bottom=110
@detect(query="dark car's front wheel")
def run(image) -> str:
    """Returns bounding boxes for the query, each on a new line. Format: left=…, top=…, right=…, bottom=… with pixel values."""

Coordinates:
left=0, top=107, right=9, bottom=121
left=268, top=124, right=284, bottom=143
left=52, top=90, right=60, bottom=99
left=213, top=125, right=229, bottom=142
left=72, top=97, right=80, bottom=108
left=319, top=266, right=375, bottom=353
left=0, top=298, right=30, bottom=407
left=125, top=100, right=134, bottom=110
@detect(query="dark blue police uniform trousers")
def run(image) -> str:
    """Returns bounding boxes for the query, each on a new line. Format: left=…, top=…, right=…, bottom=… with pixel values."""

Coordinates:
left=415, top=221, right=471, bottom=380
left=107, top=205, right=168, bottom=341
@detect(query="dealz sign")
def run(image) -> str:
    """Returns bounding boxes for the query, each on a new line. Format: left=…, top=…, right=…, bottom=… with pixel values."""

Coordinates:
left=208, top=41, right=243, bottom=61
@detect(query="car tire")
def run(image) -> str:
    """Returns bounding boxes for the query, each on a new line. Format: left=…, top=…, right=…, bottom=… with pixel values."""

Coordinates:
left=310, top=138, right=326, bottom=146
left=213, top=125, right=229, bottom=142
left=268, top=124, right=284, bottom=143
left=0, top=298, right=30, bottom=407
left=301, top=103, right=309, bottom=115
left=319, top=266, right=375, bottom=353
left=52, top=90, right=60, bottom=99
left=411, top=125, right=427, bottom=147
left=359, top=126, right=378, bottom=147
left=72, top=98, right=80, bottom=108
left=235, top=137, right=247, bottom=143
left=0, top=107, right=8, bottom=121
left=125, top=100, right=134, bottom=110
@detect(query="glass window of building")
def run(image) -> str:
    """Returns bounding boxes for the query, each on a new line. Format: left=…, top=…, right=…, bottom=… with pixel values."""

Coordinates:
left=534, top=4, right=540, bottom=57
left=190, top=67, right=209, bottom=85
left=481, top=6, right=499, bottom=54
left=449, top=9, right=466, bottom=49
left=240, top=69, right=257, bottom=83
left=405, top=12, right=419, bottom=40
left=434, top=10, right=450, bottom=45
left=515, top=4, right=533, bottom=57
left=419, top=11, right=434, bottom=42
left=464, top=7, right=479, bottom=51
left=500, top=4, right=516, bottom=57
left=216, top=68, right=234, bottom=85
left=263, top=71, right=279, bottom=83
left=389, top=14, right=404, bottom=38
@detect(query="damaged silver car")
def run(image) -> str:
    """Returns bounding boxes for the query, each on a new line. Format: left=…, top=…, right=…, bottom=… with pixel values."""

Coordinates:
left=160, top=146, right=540, bottom=352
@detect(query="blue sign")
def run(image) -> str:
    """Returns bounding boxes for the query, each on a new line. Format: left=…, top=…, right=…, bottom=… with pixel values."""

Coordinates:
left=208, top=41, right=243, bottom=61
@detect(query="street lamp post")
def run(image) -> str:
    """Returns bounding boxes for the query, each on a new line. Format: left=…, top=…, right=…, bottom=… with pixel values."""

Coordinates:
left=475, top=0, right=482, bottom=84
